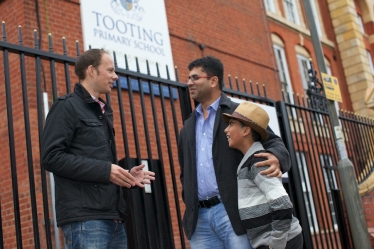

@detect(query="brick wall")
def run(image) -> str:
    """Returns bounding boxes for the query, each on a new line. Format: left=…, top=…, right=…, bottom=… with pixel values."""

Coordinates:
left=166, top=0, right=283, bottom=100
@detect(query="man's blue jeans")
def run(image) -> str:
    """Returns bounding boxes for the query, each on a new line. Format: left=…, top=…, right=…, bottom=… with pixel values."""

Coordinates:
left=189, top=202, right=253, bottom=249
left=61, top=220, right=127, bottom=249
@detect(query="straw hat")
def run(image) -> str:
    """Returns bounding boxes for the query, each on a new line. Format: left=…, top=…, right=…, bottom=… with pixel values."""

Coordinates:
left=222, top=101, right=269, bottom=141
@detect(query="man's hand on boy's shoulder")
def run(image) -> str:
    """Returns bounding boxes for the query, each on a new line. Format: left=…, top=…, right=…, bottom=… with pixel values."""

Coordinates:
left=254, top=152, right=282, bottom=178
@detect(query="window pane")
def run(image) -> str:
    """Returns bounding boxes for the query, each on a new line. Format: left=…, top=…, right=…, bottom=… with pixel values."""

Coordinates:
left=357, top=14, right=365, bottom=33
left=284, top=0, right=299, bottom=24
left=274, top=45, right=293, bottom=103
left=367, top=50, right=374, bottom=74
left=264, top=0, right=274, bottom=12
left=297, top=55, right=310, bottom=91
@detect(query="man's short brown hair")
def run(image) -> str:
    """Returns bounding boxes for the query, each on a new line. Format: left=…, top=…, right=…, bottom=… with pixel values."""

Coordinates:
left=75, top=49, right=108, bottom=80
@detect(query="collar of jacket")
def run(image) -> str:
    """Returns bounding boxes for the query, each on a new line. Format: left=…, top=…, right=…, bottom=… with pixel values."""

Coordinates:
left=74, top=83, right=108, bottom=106
left=188, top=92, right=231, bottom=119
left=218, top=92, right=232, bottom=109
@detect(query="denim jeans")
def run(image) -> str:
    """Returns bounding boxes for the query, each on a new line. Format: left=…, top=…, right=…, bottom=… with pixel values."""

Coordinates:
left=190, top=202, right=253, bottom=249
left=61, top=220, right=127, bottom=249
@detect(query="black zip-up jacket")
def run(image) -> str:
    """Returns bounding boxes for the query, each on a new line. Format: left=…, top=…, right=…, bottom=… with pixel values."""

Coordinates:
left=41, top=83, right=126, bottom=227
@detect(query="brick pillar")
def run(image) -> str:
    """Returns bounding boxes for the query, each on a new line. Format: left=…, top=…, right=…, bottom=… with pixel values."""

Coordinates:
left=328, top=0, right=374, bottom=116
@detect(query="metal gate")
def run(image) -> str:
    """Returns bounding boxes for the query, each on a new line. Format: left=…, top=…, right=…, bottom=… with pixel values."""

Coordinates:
left=222, top=74, right=363, bottom=249
left=274, top=63, right=374, bottom=249
left=0, top=23, right=191, bottom=249
left=276, top=98, right=352, bottom=249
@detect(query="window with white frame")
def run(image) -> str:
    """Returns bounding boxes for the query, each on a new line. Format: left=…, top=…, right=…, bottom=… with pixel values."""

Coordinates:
left=319, top=154, right=338, bottom=230
left=283, top=0, right=300, bottom=24
left=297, top=54, right=310, bottom=93
left=296, top=151, right=319, bottom=232
left=274, top=45, right=293, bottom=102
left=367, top=50, right=374, bottom=74
left=264, top=0, right=275, bottom=12
left=326, top=64, right=331, bottom=76
left=357, top=14, right=365, bottom=33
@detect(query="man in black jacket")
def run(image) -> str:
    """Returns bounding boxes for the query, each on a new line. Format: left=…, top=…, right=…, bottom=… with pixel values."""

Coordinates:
left=42, top=49, right=155, bottom=249
left=178, top=56, right=290, bottom=249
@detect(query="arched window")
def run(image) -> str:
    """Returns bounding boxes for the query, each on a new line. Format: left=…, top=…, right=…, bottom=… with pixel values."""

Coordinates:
left=295, top=45, right=311, bottom=94
left=355, top=1, right=366, bottom=34
left=272, top=34, right=294, bottom=103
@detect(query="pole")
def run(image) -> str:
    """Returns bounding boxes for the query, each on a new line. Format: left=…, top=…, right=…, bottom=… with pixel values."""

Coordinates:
left=302, top=0, right=371, bottom=248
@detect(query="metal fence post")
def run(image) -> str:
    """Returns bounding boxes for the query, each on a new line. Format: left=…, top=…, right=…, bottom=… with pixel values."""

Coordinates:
left=276, top=101, right=313, bottom=249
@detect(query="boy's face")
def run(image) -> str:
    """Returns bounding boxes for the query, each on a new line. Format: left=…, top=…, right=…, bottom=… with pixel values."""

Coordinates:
left=224, top=118, right=247, bottom=150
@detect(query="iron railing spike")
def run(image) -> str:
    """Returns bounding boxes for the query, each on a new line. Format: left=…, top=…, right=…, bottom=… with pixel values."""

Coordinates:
left=249, top=80, right=254, bottom=94
left=263, top=84, right=267, bottom=98
left=175, top=66, right=179, bottom=82
left=135, top=57, right=140, bottom=73
left=62, top=37, right=67, bottom=55
left=76, top=40, right=80, bottom=57
left=33, top=29, right=38, bottom=49
left=48, top=33, right=53, bottom=53
left=166, top=65, right=170, bottom=80
left=146, top=60, right=150, bottom=75
left=156, top=63, right=160, bottom=77
left=256, top=82, right=260, bottom=96
left=228, top=75, right=232, bottom=89
left=2, top=21, right=6, bottom=42
left=124, top=54, right=129, bottom=70
left=235, top=77, right=240, bottom=92
left=113, top=51, right=118, bottom=68
left=18, top=25, right=23, bottom=46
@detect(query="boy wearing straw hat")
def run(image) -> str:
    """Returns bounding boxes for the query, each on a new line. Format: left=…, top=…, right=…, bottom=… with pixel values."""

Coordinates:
left=223, top=101, right=303, bottom=249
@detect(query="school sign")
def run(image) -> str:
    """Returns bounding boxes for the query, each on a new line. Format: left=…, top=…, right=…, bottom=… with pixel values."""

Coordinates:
left=80, top=0, right=175, bottom=79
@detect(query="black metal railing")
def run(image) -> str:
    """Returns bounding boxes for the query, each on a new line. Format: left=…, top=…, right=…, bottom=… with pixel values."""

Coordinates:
left=0, top=22, right=191, bottom=249
left=278, top=93, right=353, bottom=249
left=339, top=111, right=374, bottom=184
left=2, top=21, right=373, bottom=249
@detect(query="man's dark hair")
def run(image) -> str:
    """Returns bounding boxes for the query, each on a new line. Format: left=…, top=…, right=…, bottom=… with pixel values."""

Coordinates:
left=75, top=49, right=108, bottom=80
left=188, top=56, right=224, bottom=90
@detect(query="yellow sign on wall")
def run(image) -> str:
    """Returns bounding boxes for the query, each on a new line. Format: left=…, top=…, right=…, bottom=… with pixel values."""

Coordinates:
left=321, top=73, right=342, bottom=103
